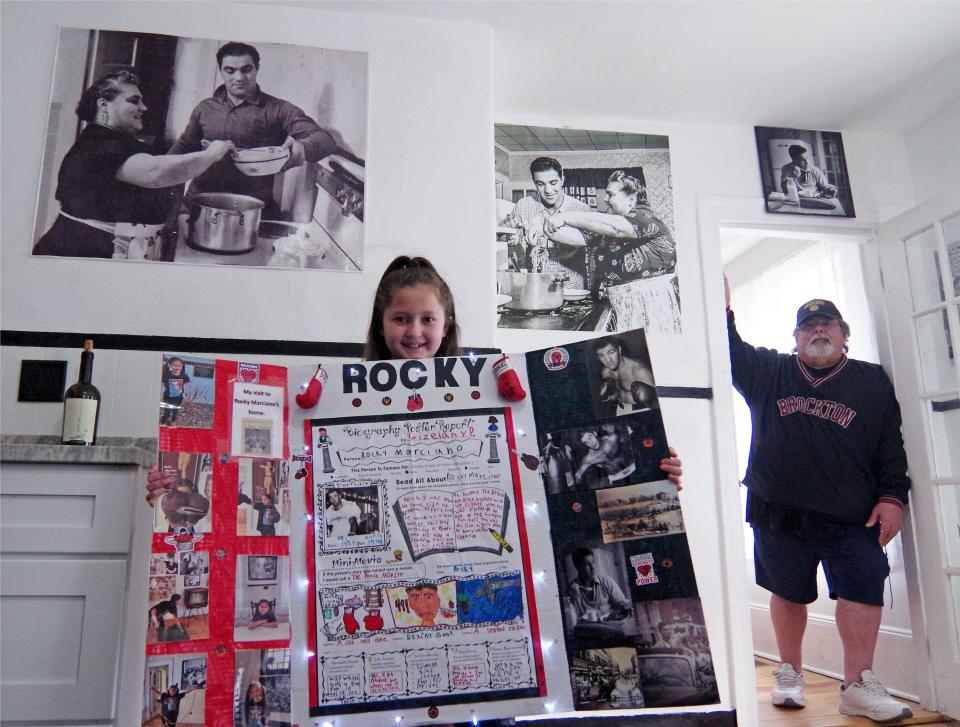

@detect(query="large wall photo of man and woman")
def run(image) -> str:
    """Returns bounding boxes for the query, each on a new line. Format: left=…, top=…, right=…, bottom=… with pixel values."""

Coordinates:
left=33, top=27, right=367, bottom=270
left=495, top=124, right=681, bottom=334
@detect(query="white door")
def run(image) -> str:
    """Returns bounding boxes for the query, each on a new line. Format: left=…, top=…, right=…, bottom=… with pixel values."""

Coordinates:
left=875, top=187, right=960, bottom=718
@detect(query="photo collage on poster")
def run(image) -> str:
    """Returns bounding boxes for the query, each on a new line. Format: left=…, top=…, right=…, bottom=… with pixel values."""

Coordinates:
left=144, top=356, right=293, bottom=726
left=526, top=331, right=719, bottom=710
left=306, top=409, right=543, bottom=716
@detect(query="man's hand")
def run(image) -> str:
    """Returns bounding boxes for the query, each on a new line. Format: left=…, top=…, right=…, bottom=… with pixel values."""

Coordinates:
left=865, top=501, right=903, bottom=546
left=145, top=464, right=177, bottom=506
left=281, top=136, right=306, bottom=170
left=543, top=212, right=566, bottom=235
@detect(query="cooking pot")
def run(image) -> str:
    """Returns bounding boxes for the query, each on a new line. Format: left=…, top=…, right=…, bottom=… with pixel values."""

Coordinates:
left=497, top=271, right=568, bottom=311
left=186, top=193, right=264, bottom=254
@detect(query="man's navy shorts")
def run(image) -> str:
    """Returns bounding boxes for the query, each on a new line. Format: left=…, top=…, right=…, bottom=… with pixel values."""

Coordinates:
left=752, top=521, right=889, bottom=606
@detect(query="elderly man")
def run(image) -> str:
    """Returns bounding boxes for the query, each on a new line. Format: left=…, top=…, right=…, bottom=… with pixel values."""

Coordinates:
left=169, top=41, right=337, bottom=218
left=780, top=145, right=837, bottom=199
left=726, top=283, right=912, bottom=723
left=499, top=156, right=590, bottom=286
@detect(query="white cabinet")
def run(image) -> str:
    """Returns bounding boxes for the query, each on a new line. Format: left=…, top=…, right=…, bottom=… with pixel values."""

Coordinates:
left=0, top=443, right=152, bottom=726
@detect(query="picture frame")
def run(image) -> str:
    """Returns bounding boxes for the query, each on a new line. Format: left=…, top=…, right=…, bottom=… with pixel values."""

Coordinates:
left=181, top=656, right=207, bottom=688
left=754, top=126, right=855, bottom=218
left=247, top=555, right=278, bottom=582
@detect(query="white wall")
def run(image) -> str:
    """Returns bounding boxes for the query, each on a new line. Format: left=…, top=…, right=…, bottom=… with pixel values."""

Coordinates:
left=904, top=97, right=960, bottom=204
left=0, top=1, right=494, bottom=346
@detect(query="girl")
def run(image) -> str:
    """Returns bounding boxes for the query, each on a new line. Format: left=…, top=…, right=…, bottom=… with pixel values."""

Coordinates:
left=363, top=255, right=460, bottom=360
left=146, top=254, right=680, bottom=499
left=247, top=599, right=279, bottom=630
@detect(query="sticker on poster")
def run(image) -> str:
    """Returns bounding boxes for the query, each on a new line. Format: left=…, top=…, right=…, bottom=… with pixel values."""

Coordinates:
left=232, top=382, right=284, bottom=458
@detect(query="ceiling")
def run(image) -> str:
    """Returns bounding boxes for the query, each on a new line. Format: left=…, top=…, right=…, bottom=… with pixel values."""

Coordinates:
left=495, top=124, right=669, bottom=152
left=283, top=0, right=960, bottom=132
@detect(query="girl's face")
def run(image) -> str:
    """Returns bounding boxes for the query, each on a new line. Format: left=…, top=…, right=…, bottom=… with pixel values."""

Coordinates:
left=257, top=601, right=270, bottom=614
left=381, top=284, right=449, bottom=360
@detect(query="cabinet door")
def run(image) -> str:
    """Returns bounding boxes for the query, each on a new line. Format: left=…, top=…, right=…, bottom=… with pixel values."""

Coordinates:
left=0, top=558, right=127, bottom=721
left=0, top=463, right=135, bottom=553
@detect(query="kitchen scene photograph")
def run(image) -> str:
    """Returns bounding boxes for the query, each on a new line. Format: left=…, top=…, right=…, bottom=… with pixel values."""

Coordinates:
left=494, top=124, right=681, bottom=333
left=32, top=27, right=367, bottom=270
left=754, top=125, right=855, bottom=218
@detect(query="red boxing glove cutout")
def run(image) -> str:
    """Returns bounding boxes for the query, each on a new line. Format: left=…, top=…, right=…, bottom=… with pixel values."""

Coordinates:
left=295, top=365, right=328, bottom=409
left=493, top=355, right=527, bottom=402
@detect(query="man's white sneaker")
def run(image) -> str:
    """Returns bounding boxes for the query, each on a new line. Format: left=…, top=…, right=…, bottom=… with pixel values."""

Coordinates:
left=771, top=663, right=805, bottom=708
left=839, top=670, right=914, bottom=723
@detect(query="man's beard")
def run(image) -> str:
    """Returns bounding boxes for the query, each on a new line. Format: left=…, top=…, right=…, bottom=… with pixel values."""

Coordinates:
left=804, top=336, right=836, bottom=360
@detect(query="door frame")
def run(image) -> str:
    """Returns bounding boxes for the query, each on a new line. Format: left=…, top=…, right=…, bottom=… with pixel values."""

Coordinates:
left=873, top=186, right=960, bottom=715
left=696, top=195, right=928, bottom=709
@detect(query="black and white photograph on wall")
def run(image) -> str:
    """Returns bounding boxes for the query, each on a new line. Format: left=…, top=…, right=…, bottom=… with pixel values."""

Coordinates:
left=495, top=124, right=681, bottom=333
left=32, top=27, right=367, bottom=270
left=755, top=125, right=855, bottom=218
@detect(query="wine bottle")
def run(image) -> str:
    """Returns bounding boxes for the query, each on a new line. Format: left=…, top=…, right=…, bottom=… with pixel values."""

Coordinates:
left=62, top=339, right=101, bottom=445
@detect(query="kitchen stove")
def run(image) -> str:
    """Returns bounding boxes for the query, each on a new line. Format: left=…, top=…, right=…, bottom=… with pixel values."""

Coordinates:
left=497, top=300, right=612, bottom=331
left=307, top=154, right=365, bottom=270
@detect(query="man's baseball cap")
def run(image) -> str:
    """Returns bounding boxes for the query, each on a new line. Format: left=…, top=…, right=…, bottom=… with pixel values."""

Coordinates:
left=796, top=299, right=843, bottom=326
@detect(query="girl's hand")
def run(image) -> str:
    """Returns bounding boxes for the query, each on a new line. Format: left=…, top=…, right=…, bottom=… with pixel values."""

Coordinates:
left=660, top=447, right=683, bottom=491
left=145, top=464, right=177, bottom=506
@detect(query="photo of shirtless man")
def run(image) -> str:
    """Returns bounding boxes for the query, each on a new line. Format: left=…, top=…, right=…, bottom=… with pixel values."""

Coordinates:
left=575, top=423, right=636, bottom=488
left=593, top=338, right=658, bottom=416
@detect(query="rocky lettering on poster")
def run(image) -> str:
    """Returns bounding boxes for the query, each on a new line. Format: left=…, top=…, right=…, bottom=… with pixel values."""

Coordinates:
left=342, top=357, right=488, bottom=393
left=305, top=408, right=543, bottom=715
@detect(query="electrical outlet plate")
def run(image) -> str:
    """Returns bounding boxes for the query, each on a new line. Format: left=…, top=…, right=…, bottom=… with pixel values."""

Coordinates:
left=18, top=360, right=67, bottom=402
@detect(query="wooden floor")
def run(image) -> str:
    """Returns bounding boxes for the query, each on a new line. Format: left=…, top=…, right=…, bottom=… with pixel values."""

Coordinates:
left=755, top=657, right=959, bottom=726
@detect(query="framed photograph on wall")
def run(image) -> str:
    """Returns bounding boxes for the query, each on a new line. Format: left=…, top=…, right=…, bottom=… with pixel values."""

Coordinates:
left=247, top=555, right=278, bottom=582
left=494, top=123, right=682, bottom=334
left=754, top=126, right=855, bottom=218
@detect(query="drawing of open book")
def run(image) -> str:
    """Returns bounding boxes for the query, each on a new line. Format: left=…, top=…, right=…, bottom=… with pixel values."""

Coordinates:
left=392, top=487, right=511, bottom=561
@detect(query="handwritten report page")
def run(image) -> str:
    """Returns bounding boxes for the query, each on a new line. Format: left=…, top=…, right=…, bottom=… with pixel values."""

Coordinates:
left=306, top=408, right=543, bottom=716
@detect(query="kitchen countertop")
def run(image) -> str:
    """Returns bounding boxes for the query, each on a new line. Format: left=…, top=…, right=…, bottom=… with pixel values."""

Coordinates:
left=0, top=435, right=156, bottom=467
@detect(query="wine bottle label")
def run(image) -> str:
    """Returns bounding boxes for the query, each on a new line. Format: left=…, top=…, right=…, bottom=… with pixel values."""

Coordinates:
left=63, top=398, right=98, bottom=444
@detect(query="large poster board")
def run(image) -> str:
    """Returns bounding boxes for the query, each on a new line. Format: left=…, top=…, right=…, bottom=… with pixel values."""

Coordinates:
left=145, top=358, right=294, bottom=725
left=305, top=407, right=544, bottom=715
left=526, top=331, right=719, bottom=710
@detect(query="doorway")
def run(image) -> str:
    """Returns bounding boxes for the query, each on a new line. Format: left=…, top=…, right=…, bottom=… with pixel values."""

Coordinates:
left=719, top=225, right=919, bottom=698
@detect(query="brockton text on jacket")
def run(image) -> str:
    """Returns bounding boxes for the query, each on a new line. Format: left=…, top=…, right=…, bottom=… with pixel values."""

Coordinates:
left=776, top=396, right=857, bottom=428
